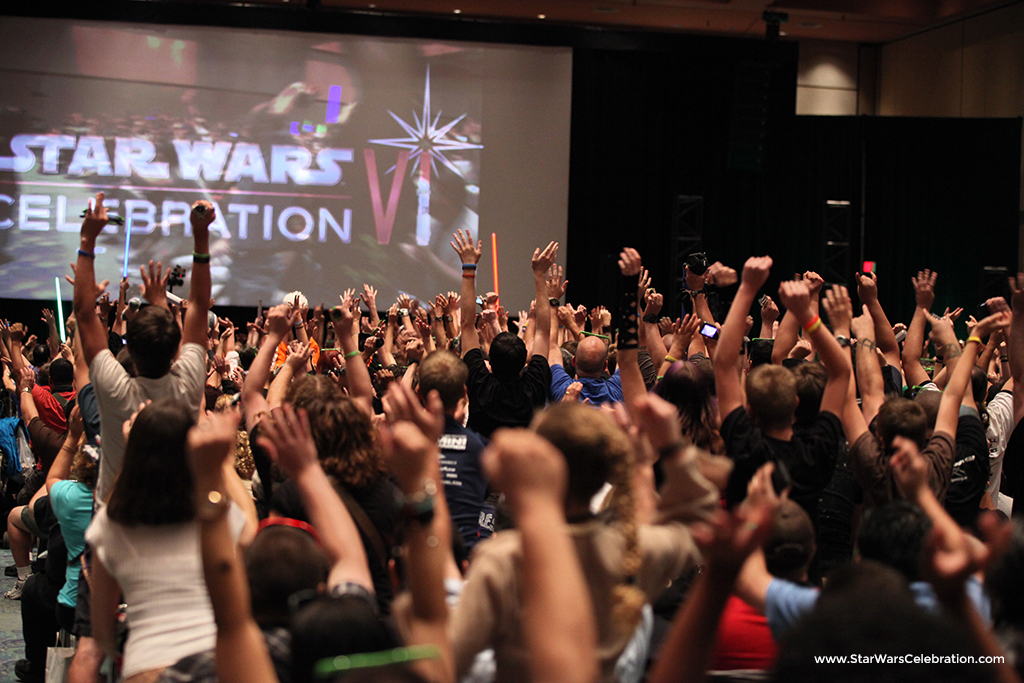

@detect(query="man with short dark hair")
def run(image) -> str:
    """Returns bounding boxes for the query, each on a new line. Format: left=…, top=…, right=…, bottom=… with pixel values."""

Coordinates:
left=450, top=230, right=556, bottom=437
left=73, top=192, right=215, bottom=502
left=418, top=350, right=494, bottom=550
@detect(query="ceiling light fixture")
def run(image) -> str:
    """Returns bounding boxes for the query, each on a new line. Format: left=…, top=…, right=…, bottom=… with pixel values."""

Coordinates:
left=453, top=8, right=461, bottom=13
left=537, top=13, right=546, bottom=19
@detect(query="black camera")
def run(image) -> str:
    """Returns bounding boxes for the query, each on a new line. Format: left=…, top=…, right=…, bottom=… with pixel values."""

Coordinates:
left=168, top=265, right=186, bottom=290
left=192, top=203, right=207, bottom=216
left=685, top=252, right=710, bottom=276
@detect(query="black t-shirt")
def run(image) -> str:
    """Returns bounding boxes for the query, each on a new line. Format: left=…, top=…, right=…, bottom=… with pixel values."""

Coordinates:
left=944, top=413, right=990, bottom=528
left=721, top=407, right=843, bottom=521
left=438, top=416, right=494, bottom=551
left=464, top=348, right=551, bottom=438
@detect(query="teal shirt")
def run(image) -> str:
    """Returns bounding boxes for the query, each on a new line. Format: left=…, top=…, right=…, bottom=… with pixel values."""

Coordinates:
left=49, top=480, right=94, bottom=608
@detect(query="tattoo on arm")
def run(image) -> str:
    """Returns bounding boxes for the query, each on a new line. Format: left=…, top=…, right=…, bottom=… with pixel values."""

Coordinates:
left=859, top=338, right=877, bottom=352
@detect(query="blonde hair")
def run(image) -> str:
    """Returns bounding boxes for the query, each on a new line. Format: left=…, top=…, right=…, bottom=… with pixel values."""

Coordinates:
left=533, top=404, right=645, bottom=639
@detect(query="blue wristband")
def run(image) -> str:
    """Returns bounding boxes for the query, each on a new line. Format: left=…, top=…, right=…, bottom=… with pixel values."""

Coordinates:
left=77, top=249, right=95, bottom=259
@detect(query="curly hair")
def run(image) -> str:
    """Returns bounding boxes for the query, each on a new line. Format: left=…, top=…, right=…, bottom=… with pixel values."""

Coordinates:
left=284, top=375, right=385, bottom=489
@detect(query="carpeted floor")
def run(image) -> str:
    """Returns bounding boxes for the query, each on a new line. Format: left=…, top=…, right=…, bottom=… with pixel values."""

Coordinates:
left=0, top=549, right=26, bottom=682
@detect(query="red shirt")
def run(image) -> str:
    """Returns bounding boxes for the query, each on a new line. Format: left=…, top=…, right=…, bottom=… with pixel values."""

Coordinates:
left=31, top=385, right=75, bottom=434
left=708, top=595, right=777, bottom=671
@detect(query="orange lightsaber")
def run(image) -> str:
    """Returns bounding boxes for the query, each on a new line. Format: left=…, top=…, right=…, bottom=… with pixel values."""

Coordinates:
left=491, top=232, right=499, bottom=297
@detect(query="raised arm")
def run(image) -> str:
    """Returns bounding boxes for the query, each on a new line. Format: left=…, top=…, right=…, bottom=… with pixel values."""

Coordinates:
left=187, top=410, right=278, bottom=683
left=266, top=341, right=311, bottom=410
left=778, top=280, right=852, bottom=418
left=902, top=270, right=937, bottom=388
left=259, top=404, right=374, bottom=592
left=241, top=304, right=293, bottom=432
left=714, top=257, right=772, bottom=418
left=531, top=242, right=559, bottom=360
left=483, top=429, right=599, bottom=683
left=112, top=278, right=129, bottom=337
left=72, top=192, right=113, bottom=365
left=451, top=230, right=481, bottom=355
left=382, top=382, right=455, bottom=683
left=856, top=271, right=903, bottom=379
left=758, top=295, right=779, bottom=340
left=183, top=201, right=216, bottom=347
left=851, top=306, right=885, bottom=425
left=1008, top=276, right=1024, bottom=424
left=934, top=312, right=1004, bottom=437
left=617, top=249, right=648, bottom=415
left=333, top=295, right=374, bottom=417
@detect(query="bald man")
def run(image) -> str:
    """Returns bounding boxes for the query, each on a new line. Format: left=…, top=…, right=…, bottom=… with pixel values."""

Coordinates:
left=548, top=334, right=623, bottom=405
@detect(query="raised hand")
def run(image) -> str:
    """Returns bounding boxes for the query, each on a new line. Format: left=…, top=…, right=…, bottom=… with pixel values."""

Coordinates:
left=741, top=256, right=772, bottom=291
left=119, top=276, right=130, bottom=300
left=856, top=271, right=879, bottom=305
left=637, top=267, right=651, bottom=300
left=850, top=305, right=875, bottom=342
left=706, top=262, right=738, bottom=288
left=532, top=241, right=559, bottom=277
left=546, top=265, right=567, bottom=300
left=973, top=310, right=1012, bottom=340
left=140, top=260, right=170, bottom=307
left=760, top=295, right=779, bottom=324
left=802, top=271, right=824, bottom=298
left=67, top=263, right=109, bottom=305
left=451, top=229, right=482, bottom=265
left=285, top=341, right=313, bottom=371
left=189, top=199, right=216, bottom=234
left=361, top=284, right=378, bottom=309
left=644, top=290, right=664, bottom=318
left=562, top=382, right=583, bottom=403
left=382, top=381, right=445, bottom=446
left=778, top=279, right=812, bottom=322
left=617, top=248, right=642, bottom=277
left=186, top=409, right=241, bottom=482
left=80, top=192, right=110, bottom=242
left=17, top=367, right=35, bottom=393
left=821, top=285, right=852, bottom=332
left=912, top=269, right=937, bottom=311
left=265, top=304, right=295, bottom=338
left=255, top=403, right=319, bottom=479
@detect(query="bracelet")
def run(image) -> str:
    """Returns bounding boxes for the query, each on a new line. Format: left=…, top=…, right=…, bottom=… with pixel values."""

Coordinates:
left=461, top=263, right=477, bottom=270
left=1001, top=356, right=1009, bottom=362
left=664, top=355, right=679, bottom=363
left=967, top=336, right=983, bottom=345
left=77, top=249, right=95, bottom=259
left=462, top=272, right=475, bottom=279
left=802, top=316, right=822, bottom=333
left=344, top=350, right=361, bottom=359
left=192, top=251, right=211, bottom=264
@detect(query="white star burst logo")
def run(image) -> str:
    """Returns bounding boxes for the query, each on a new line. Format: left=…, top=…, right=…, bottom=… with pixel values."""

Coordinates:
left=369, top=66, right=483, bottom=179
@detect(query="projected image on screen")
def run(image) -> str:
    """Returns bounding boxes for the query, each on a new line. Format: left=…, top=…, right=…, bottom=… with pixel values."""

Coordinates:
left=0, top=18, right=571, bottom=307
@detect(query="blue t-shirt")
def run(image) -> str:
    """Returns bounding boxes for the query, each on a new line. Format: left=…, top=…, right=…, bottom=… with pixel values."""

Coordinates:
left=438, top=417, right=494, bottom=551
left=549, top=364, right=622, bottom=405
left=49, top=479, right=95, bottom=608
left=764, top=576, right=991, bottom=640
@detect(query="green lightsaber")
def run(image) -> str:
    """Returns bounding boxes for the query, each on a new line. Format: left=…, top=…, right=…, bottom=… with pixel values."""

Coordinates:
left=55, top=277, right=66, bottom=343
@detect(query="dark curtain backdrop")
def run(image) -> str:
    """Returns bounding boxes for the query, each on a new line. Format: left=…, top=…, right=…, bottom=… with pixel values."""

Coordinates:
left=567, top=41, right=1022, bottom=328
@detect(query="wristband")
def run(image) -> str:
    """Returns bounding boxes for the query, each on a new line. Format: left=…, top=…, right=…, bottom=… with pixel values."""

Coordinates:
left=77, top=249, right=95, bottom=259
left=461, top=263, right=477, bottom=270
left=1001, top=356, right=1009, bottom=362
left=642, top=314, right=659, bottom=324
left=462, top=272, right=475, bottom=278
left=967, top=336, right=983, bottom=345
left=344, top=350, right=361, bottom=359
left=664, top=355, right=679, bottom=364
left=192, top=252, right=211, bottom=264
left=802, top=316, right=822, bottom=334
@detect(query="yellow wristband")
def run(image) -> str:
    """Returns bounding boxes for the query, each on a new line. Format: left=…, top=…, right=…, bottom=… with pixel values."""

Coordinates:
left=967, top=336, right=983, bottom=345
left=664, top=355, right=679, bottom=364
left=804, top=318, right=823, bottom=334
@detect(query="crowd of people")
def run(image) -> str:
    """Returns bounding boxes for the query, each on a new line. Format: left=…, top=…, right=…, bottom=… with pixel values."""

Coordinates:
left=0, top=191, right=1022, bottom=683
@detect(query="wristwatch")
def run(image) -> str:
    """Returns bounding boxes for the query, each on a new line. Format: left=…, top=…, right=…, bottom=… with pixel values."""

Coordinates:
left=835, top=335, right=851, bottom=348
left=398, top=308, right=410, bottom=317
left=548, top=298, right=560, bottom=307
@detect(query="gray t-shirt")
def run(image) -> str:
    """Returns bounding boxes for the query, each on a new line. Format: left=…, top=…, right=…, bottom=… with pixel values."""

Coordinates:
left=89, top=343, right=207, bottom=500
